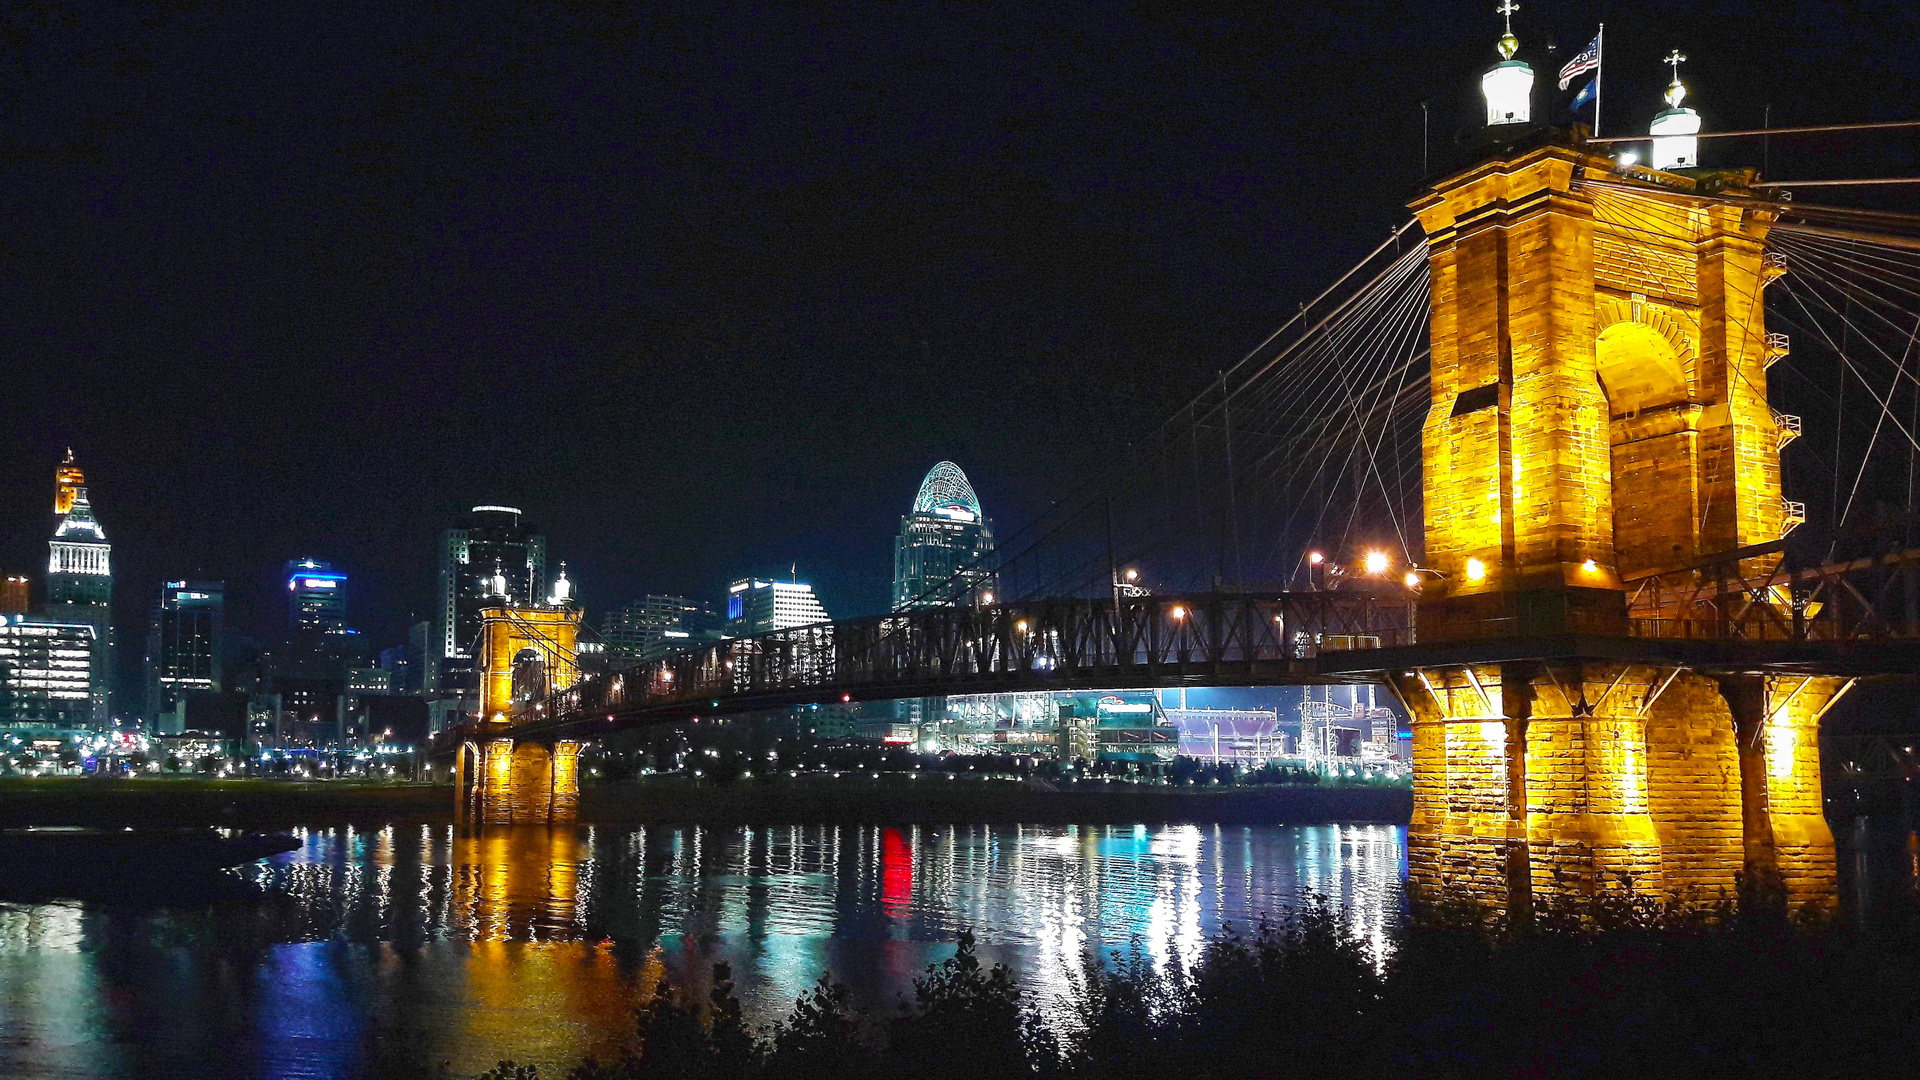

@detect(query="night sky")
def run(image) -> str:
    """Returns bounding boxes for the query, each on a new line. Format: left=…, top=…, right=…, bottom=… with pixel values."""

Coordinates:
left=2, top=1, right=1914, bottom=684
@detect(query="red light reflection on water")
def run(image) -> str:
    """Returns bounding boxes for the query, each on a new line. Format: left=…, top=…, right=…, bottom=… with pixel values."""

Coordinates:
left=881, top=827, right=912, bottom=916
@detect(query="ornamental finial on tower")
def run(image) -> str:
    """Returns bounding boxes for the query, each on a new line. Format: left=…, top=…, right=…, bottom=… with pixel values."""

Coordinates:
left=548, top=561, right=572, bottom=605
left=1663, top=49, right=1688, bottom=107
left=1482, top=2, right=1533, bottom=126
left=1649, top=48, right=1701, bottom=169
left=490, top=557, right=510, bottom=599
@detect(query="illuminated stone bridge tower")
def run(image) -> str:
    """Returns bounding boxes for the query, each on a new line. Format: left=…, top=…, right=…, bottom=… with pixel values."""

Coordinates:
left=453, top=565, right=586, bottom=824
left=1387, top=45, right=1842, bottom=913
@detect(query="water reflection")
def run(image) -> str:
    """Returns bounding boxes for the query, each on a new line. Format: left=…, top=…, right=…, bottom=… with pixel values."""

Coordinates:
left=1, top=822, right=1410, bottom=1078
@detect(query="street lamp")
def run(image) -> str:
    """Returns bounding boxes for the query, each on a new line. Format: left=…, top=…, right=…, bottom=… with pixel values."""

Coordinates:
left=1363, top=551, right=1391, bottom=575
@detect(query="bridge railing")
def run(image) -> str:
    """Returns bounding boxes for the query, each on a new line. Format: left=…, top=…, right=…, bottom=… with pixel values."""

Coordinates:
left=508, top=548, right=1920, bottom=737
left=1624, top=545, right=1920, bottom=645
left=536, top=590, right=1414, bottom=725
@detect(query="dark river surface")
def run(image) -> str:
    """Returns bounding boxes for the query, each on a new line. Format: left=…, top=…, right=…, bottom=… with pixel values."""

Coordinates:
left=0, top=818, right=1911, bottom=1079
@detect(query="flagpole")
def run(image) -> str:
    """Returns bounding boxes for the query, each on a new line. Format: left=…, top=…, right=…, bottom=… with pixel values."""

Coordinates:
left=1594, top=22, right=1605, bottom=138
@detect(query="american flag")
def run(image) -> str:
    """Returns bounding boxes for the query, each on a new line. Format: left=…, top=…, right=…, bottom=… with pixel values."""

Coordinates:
left=1558, top=35, right=1601, bottom=90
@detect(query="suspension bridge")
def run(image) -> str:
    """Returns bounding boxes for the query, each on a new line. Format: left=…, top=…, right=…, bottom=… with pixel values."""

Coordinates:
left=438, top=118, right=1920, bottom=913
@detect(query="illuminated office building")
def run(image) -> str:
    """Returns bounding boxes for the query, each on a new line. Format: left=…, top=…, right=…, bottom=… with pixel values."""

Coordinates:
left=428, top=505, right=547, bottom=730
left=46, top=469, right=112, bottom=726
left=890, top=462, right=996, bottom=731
left=725, top=577, right=829, bottom=635
left=145, top=580, right=225, bottom=732
left=602, top=595, right=723, bottom=658
left=0, top=616, right=96, bottom=729
left=891, top=461, right=996, bottom=610
left=286, top=559, right=347, bottom=630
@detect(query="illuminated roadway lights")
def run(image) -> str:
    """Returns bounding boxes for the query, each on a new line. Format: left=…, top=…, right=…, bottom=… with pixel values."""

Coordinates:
left=1362, top=550, right=1391, bottom=576
left=1465, top=557, right=1488, bottom=583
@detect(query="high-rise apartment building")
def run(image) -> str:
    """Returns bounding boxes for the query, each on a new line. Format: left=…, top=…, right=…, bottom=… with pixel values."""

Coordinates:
left=892, top=462, right=996, bottom=610
left=601, top=595, right=723, bottom=659
left=428, top=506, right=546, bottom=730
left=45, top=459, right=112, bottom=725
left=145, top=580, right=224, bottom=732
left=725, top=577, right=830, bottom=636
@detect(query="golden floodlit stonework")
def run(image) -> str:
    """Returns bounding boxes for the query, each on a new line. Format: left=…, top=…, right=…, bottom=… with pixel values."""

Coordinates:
left=1400, top=143, right=1839, bottom=913
left=454, top=602, right=586, bottom=824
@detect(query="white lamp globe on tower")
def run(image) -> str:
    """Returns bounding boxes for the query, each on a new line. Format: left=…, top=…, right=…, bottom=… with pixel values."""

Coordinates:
left=1482, top=2, right=1533, bottom=127
left=1650, top=50, right=1701, bottom=170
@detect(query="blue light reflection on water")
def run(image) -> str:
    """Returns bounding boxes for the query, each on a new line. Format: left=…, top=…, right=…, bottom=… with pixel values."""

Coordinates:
left=0, top=823, right=1406, bottom=1079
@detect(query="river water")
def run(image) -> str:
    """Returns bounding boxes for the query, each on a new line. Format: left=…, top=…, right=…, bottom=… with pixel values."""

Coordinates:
left=0, top=822, right=1406, bottom=1079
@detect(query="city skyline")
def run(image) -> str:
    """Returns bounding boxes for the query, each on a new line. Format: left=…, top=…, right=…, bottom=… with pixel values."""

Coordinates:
left=1, top=449, right=1006, bottom=720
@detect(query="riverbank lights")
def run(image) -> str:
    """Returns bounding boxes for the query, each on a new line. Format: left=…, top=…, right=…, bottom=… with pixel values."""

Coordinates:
left=1481, top=3, right=1532, bottom=127
left=1363, top=550, right=1390, bottom=575
left=1466, top=557, right=1487, bottom=582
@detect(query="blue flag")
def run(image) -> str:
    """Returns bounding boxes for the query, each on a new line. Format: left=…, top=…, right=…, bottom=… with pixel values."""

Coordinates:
left=1570, top=78, right=1596, bottom=112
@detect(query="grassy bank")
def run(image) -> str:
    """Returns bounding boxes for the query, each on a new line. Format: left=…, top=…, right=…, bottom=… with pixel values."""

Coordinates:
left=0, top=775, right=1410, bottom=828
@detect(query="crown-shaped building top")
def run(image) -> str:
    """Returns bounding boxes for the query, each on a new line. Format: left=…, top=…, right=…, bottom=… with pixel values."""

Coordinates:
left=53, top=487, right=108, bottom=547
left=55, top=448, right=84, bottom=516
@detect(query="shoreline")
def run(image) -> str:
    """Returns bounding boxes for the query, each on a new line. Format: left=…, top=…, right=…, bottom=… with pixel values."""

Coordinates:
left=0, top=776, right=1412, bottom=828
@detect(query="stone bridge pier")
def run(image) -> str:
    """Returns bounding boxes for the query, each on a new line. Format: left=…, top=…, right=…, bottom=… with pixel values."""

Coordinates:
left=1389, top=665, right=1846, bottom=913
left=453, top=738, right=582, bottom=824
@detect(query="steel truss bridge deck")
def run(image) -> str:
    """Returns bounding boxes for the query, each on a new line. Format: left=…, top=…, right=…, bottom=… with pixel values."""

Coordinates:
left=454, top=544, right=1920, bottom=749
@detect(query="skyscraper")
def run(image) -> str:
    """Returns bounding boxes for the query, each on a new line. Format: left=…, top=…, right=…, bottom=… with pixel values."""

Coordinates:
left=286, top=559, right=347, bottom=630
left=145, top=581, right=224, bottom=732
left=45, top=463, right=112, bottom=725
left=429, top=506, right=547, bottom=730
left=725, top=577, right=830, bottom=635
left=601, top=595, right=723, bottom=659
left=0, top=616, right=96, bottom=729
left=891, top=461, right=996, bottom=610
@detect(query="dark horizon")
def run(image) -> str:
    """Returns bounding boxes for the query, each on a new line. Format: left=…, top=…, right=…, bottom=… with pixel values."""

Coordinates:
left=4, top=1, right=1914, bottom=689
